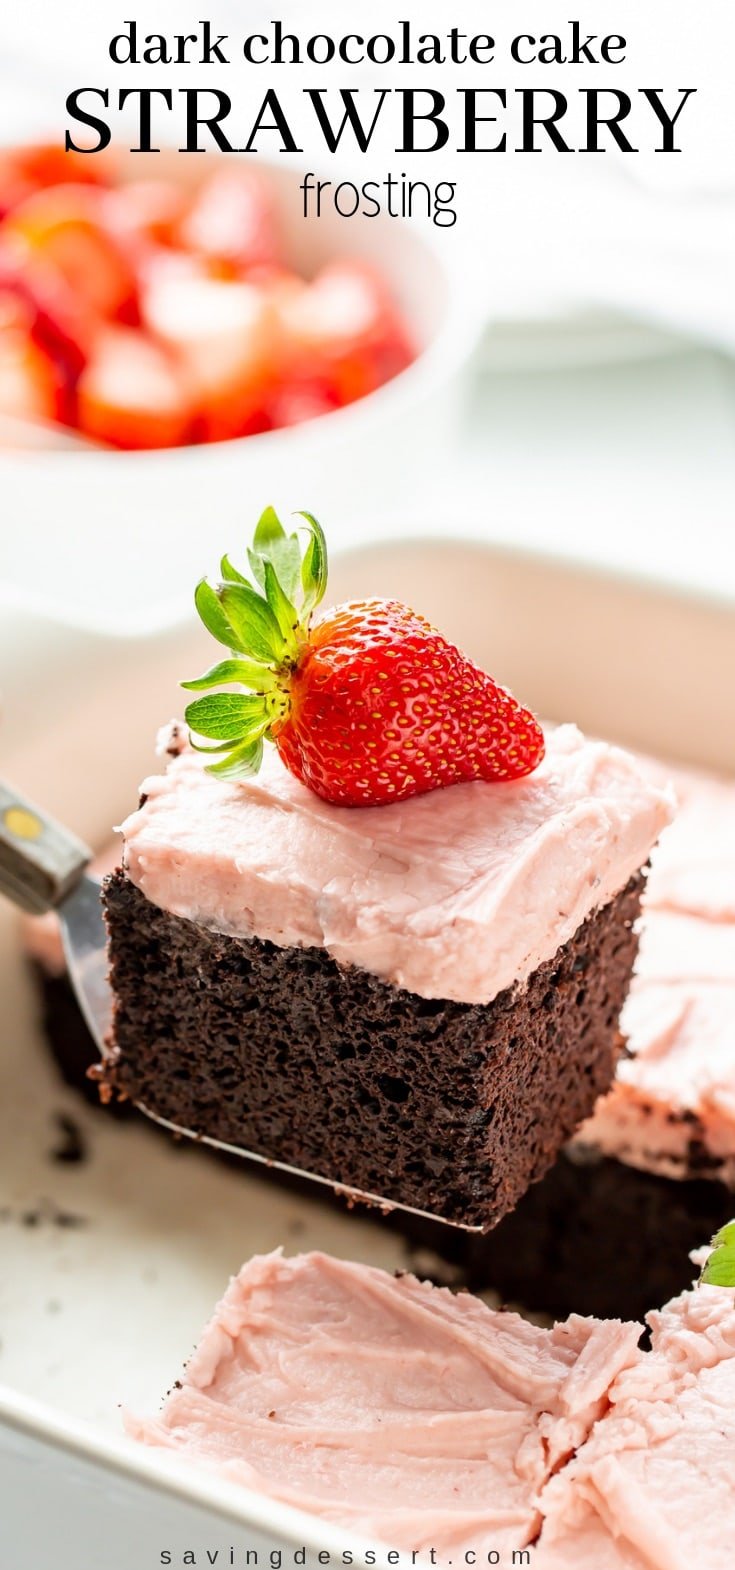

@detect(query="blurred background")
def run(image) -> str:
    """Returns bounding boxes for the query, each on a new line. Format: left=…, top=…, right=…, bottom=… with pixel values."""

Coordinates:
left=1, top=0, right=735, bottom=710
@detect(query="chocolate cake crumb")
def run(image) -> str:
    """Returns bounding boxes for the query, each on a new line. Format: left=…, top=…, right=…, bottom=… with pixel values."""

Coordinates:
left=17, top=1198, right=88, bottom=1230
left=100, top=868, right=644, bottom=1229
left=49, top=1111, right=87, bottom=1165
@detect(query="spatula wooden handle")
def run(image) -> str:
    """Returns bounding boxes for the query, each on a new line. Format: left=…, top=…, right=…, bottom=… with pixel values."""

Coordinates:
left=0, top=781, right=91, bottom=915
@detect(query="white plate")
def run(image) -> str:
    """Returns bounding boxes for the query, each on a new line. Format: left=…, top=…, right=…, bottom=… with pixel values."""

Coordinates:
left=1, top=537, right=734, bottom=1567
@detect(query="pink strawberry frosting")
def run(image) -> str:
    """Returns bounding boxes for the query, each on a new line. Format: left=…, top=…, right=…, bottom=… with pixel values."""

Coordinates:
left=128, top=1251, right=735, bottom=1567
left=536, top=1283, right=735, bottom=1570
left=117, top=723, right=672, bottom=1006
left=126, top=1249, right=641, bottom=1556
left=577, top=763, right=735, bottom=1179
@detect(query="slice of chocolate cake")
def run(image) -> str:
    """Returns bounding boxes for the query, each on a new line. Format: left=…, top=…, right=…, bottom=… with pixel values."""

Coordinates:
left=27, top=751, right=730, bottom=1311
left=99, top=721, right=671, bottom=1228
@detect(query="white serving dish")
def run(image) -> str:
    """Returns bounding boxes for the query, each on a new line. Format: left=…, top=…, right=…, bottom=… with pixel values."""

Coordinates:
left=0, top=147, right=479, bottom=610
left=1, top=536, right=734, bottom=1569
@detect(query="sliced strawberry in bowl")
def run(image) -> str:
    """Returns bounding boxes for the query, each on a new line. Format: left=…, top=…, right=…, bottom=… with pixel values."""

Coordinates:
left=0, top=144, right=109, bottom=219
left=76, top=326, right=194, bottom=450
left=182, top=509, right=545, bottom=805
left=2, top=184, right=139, bottom=324
left=0, top=254, right=91, bottom=423
left=0, top=324, right=65, bottom=426
left=178, top=166, right=279, bottom=278
left=278, top=260, right=414, bottom=407
left=264, top=377, right=340, bottom=428
left=107, top=179, right=191, bottom=250
left=4, top=144, right=111, bottom=192
left=142, top=256, right=279, bottom=442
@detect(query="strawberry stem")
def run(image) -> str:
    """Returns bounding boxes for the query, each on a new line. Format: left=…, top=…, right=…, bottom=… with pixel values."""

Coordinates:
left=183, top=507, right=328, bottom=779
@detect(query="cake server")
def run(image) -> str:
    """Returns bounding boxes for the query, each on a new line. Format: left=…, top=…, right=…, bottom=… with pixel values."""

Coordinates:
left=0, top=780, right=484, bottom=1230
left=0, top=783, right=110, bottom=1047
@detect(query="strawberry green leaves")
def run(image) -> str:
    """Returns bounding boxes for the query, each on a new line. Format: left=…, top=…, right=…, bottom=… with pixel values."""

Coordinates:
left=193, top=580, right=238, bottom=650
left=181, top=658, right=277, bottom=695
left=217, top=581, right=289, bottom=663
left=183, top=507, right=329, bottom=780
left=298, top=511, right=328, bottom=615
left=184, top=693, right=271, bottom=742
left=700, top=1221, right=735, bottom=1287
left=205, top=736, right=265, bottom=779
left=248, top=505, right=303, bottom=603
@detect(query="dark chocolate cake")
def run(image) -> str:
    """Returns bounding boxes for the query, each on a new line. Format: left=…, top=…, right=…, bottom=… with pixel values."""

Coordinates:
left=95, top=713, right=671, bottom=1231
left=100, top=866, right=643, bottom=1229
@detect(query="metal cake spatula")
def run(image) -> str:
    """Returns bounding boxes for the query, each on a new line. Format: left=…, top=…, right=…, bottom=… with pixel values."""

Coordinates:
left=0, top=781, right=480, bottom=1230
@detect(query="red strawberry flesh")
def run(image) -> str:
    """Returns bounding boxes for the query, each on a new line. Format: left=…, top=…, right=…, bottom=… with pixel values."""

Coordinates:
left=274, top=599, right=545, bottom=807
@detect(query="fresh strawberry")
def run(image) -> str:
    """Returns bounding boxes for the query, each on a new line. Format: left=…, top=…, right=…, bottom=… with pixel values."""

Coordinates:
left=277, top=260, right=414, bottom=407
left=182, top=510, right=545, bottom=806
left=3, top=144, right=111, bottom=191
left=0, top=324, right=65, bottom=425
left=0, top=144, right=108, bottom=218
left=76, top=326, right=194, bottom=449
left=264, top=376, right=340, bottom=428
left=177, top=167, right=278, bottom=278
left=0, top=253, right=91, bottom=389
left=107, top=179, right=190, bottom=250
left=141, top=255, right=278, bottom=441
left=2, top=184, right=139, bottom=323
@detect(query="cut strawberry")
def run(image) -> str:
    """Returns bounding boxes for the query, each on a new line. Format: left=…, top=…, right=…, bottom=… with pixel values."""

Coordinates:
left=0, top=286, right=34, bottom=334
left=183, top=510, right=545, bottom=806
left=2, top=185, right=139, bottom=324
left=0, top=326, right=65, bottom=425
left=76, top=327, right=194, bottom=449
left=0, top=257, right=90, bottom=427
left=278, top=260, right=414, bottom=406
left=0, top=144, right=108, bottom=219
left=265, top=378, right=340, bottom=428
left=142, top=258, right=278, bottom=441
left=178, top=167, right=278, bottom=278
left=0, top=150, right=415, bottom=448
left=6, top=144, right=110, bottom=191
left=0, top=251, right=91, bottom=374
left=108, top=180, right=190, bottom=250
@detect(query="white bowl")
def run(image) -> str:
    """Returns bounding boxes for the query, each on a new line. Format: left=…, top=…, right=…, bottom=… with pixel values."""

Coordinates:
left=0, top=152, right=479, bottom=622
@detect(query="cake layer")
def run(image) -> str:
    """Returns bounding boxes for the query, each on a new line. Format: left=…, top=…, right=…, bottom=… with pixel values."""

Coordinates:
left=127, top=1249, right=642, bottom=1557
left=118, top=722, right=672, bottom=1005
left=101, top=869, right=642, bottom=1229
